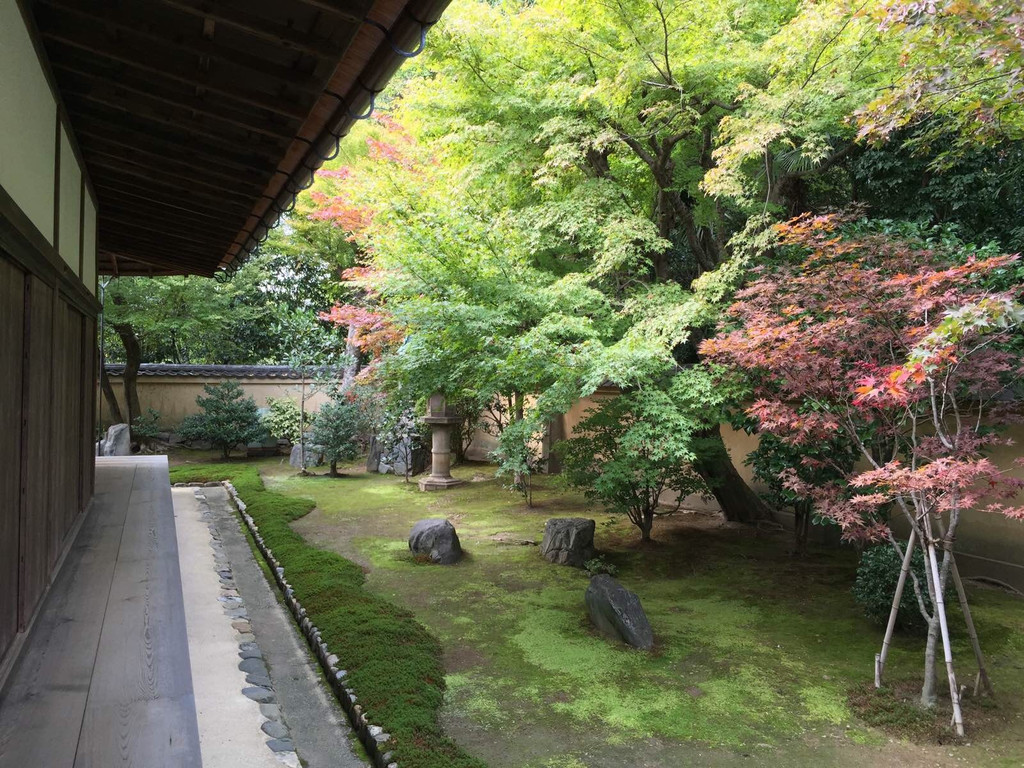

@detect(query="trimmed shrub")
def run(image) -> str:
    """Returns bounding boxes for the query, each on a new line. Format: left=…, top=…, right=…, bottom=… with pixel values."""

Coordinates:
left=131, top=407, right=162, bottom=450
left=263, top=396, right=302, bottom=444
left=310, top=397, right=360, bottom=476
left=853, top=545, right=932, bottom=634
left=178, top=381, right=264, bottom=459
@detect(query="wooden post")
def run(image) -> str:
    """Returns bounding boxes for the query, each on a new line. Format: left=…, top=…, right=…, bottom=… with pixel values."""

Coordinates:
left=876, top=527, right=917, bottom=687
left=298, top=375, right=307, bottom=476
left=950, top=557, right=994, bottom=697
left=922, top=514, right=965, bottom=736
left=932, top=514, right=994, bottom=698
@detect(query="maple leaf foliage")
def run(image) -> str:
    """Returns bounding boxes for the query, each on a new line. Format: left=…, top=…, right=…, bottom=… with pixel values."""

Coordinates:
left=701, top=211, right=1024, bottom=540
left=856, top=0, right=1024, bottom=151
left=319, top=303, right=404, bottom=360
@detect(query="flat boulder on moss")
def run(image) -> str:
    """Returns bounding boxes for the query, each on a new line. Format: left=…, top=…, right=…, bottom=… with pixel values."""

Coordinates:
left=540, top=518, right=596, bottom=567
left=585, top=574, right=653, bottom=650
left=409, top=519, right=462, bottom=564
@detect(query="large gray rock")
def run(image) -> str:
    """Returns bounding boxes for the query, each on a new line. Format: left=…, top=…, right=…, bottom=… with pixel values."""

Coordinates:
left=408, top=519, right=462, bottom=564
left=101, top=423, right=131, bottom=456
left=378, top=438, right=429, bottom=477
left=540, top=518, right=596, bottom=567
left=366, top=435, right=382, bottom=473
left=585, top=574, right=654, bottom=650
left=289, top=443, right=322, bottom=469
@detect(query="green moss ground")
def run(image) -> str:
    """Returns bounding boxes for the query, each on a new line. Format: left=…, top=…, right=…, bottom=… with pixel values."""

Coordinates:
left=173, top=454, right=1024, bottom=767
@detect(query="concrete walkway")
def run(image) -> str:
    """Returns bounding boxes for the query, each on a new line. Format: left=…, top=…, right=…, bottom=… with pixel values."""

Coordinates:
left=173, top=485, right=366, bottom=768
left=174, top=487, right=285, bottom=768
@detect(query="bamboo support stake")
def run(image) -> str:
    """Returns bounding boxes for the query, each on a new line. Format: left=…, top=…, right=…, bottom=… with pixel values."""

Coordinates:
left=923, top=514, right=965, bottom=737
left=950, top=556, right=994, bottom=697
left=876, top=527, right=917, bottom=688
left=932, top=514, right=994, bottom=698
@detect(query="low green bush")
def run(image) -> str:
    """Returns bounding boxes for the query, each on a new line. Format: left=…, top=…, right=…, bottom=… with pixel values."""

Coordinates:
left=310, top=397, right=361, bottom=476
left=132, top=407, right=162, bottom=449
left=262, top=396, right=302, bottom=444
left=852, top=545, right=932, bottom=634
left=583, top=555, right=618, bottom=578
left=178, top=381, right=264, bottom=459
left=168, top=463, right=484, bottom=768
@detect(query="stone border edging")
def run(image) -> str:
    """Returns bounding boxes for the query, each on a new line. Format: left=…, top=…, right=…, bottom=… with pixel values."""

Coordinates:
left=175, top=481, right=398, bottom=768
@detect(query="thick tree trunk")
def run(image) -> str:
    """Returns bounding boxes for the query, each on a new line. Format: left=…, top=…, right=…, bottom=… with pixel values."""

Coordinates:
left=99, top=365, right=124, bottom=424
left=113, top=323, right=142, bottom=436
left=545, top=413, right=567, bottom=475
left=299, top=378, right=309, bottom=477
left=794, top=500, right=811, bottom=556
left=692, top=427, right=773, bottom=523
left=639, top=509, right=654, bottom=542
left=329, top=460, right=338, bottom=477
left=451, top=426, right=465, bottom=464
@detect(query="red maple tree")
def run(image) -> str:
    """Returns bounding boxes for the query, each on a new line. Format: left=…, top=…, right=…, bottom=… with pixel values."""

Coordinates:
left=702, top=211, right=1024, bottom=727
left=319, top=302, right=403, bottom=360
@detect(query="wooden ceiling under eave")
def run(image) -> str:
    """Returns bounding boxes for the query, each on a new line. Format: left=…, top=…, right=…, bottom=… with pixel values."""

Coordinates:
left=28, top=0, right=451, bottom=277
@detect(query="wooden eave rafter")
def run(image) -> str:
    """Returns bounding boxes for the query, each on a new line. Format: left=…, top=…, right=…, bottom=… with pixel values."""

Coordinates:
left=27, top=0, right=451, bottom=276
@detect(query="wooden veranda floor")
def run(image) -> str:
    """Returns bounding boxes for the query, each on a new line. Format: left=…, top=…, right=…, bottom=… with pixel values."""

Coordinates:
left=0, top=456, right=201, bottom=767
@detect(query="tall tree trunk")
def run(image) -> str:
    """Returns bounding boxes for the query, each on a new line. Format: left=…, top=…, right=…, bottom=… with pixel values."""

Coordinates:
left=794, top=500, right=811, bottom=556
left=113, top=322, right=142, bottom=436
left=921, top=615, right=940, bottom=707
left=341, top=323, right=359, bottom=391
left=299, top=377, right=308, bottom=476
left=329, top=460, right=338, bottom=477
left=545, top=413, right=567, bottom=475
left=452, top=421, right=470, bottom=465
left=512, top=391, right=526, bottom=488
left=692, top=427, right=773, bottom=523
left=99, top=364, right=124, bottom=425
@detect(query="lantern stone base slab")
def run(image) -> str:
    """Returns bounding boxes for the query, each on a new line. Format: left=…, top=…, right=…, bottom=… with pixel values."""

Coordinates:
left=417, top=476, right=466, bottom=492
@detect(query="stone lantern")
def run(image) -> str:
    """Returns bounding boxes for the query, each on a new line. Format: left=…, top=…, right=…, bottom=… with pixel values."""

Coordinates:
left=418, top=393, right=465, bottom=491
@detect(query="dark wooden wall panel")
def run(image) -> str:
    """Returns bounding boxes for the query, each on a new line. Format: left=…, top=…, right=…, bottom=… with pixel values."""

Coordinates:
left=20, top=276, right=55, bottom=628
left=62, top=307, right=84, bottom=541
left=81, top=317, right=96, bottom=512
left=87, top=317, right=96, bottom=498
left=48, top=301, right=67, bottom=569
left=1, top=167, right=100, bottom=665
left=0, top=260, right=24, bottom=654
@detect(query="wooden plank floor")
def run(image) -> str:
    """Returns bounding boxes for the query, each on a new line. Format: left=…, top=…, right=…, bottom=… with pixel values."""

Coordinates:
left=0, top=456, right=201, bottom=768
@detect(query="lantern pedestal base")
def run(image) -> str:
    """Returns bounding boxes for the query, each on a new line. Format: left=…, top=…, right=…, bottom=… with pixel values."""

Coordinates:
left=418, top=475, right=466, bottom=492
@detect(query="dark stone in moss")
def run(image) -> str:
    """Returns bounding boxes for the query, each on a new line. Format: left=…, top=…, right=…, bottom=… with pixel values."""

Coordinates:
left=540, top=518, right=596, bottom=567
left=585, top=574, right=654, bottom=650
left=408, top=518, right=462, bottom=564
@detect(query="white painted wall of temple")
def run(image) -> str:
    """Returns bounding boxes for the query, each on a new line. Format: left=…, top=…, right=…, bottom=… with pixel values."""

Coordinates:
left=0, top=0, right=97, bottom=292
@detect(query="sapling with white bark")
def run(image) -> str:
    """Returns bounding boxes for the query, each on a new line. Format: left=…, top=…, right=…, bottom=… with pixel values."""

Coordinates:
left=703, top=213, right=1024, bottom=734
